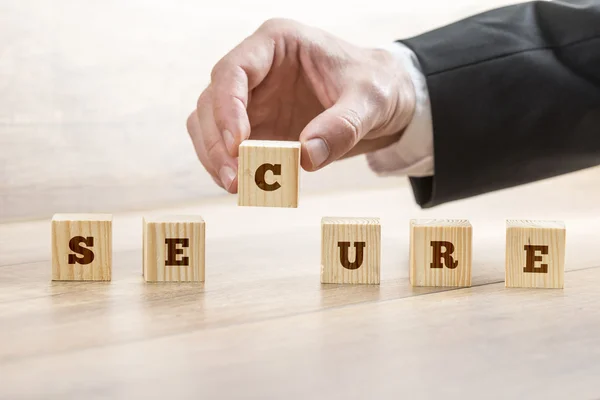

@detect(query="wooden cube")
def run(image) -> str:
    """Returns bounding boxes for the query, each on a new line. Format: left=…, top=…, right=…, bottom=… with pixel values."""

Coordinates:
left=51, top=214, right=112, bottom=281
left=143, top=215, right=205, bottom=282
left=409, top=219, right=472, bottom=287
left=321, top=217, right=381, bottom=285
left=505, top=220, right=565, bottom=289
left=238, top=140, right=301, bottom=208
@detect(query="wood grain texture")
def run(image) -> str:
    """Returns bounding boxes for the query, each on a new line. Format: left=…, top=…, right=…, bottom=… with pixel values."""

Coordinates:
left=143, top=215, right=205, bottom=282
left=410, top=219, right=472, bottom=287
left=51, top=213, right=112, bottom=281
left=3, top=185, right=600, bottom=399
left=321, top=217, right=380, bottom=284
left=142, top=216, right=146, bottom=277
left=505, top=220, right=566, bottom=288
left=2, top=259, right=600, bottom=399
left=237, top=140, right=301, bottom=208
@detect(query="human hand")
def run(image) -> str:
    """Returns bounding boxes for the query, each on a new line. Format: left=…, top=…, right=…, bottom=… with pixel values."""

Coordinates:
left=187, top=18, right=416, bottom=193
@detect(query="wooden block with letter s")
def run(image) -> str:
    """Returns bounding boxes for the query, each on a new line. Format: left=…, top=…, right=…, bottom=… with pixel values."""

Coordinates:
left=409, top=219, right=472, bottom=287
left=143, top=215, right=205, bottom=282
left=505, top=220, right=566, bottom=288
left=51, top=213, right=112, bottom=281
left=321, top=217, right=381, bottom=285
left=238, top=140, right=301, bottom=208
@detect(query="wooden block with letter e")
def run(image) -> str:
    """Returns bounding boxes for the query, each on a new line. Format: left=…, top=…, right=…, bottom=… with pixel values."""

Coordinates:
left=143, top=215, right=205, bottom=282
left=410, top=219, right=472, bottom=287
left=238, top=140, right=301, bottom=208
left=505, top=220, right=566, bottom=289
left=321, top=217, right=381, bottom=285
left=51, top=214, right=112, bottom=281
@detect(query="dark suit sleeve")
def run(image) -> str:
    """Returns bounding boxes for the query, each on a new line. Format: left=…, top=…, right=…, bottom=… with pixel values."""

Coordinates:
left=399, top=0, right=600, bottom=208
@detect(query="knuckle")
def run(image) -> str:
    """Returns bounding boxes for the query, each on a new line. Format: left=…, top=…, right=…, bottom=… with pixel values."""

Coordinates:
left=186, top=113, right=196, bottom=135
left=211, top=55, right=239, bottom=82
left=258, top=18, right=301, bottom=39
left=204, top=136, right=225, bottom=162
left=196, top=88, right=211, bottom=110
left=258, top=18, right=286, bottom=32
left=210, top=59, right=227, bottom=81
left=337, top=109, right=362, bottom=144
left=358, top=79, right=388, bottom=105
left=205, top=137, right=222, bottom=161
left=212, top=102, right=228, bottom=129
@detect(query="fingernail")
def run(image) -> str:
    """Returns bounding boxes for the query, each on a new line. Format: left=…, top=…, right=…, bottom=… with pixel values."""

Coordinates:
left=223, top=130, right=235, bottom=154
left=219, top=165, right=237, bottom=190
left=306, top=138, right=329, bottom=168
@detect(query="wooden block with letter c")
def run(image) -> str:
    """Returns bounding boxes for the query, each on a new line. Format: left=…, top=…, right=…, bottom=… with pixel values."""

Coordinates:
left=237, top=140, right=301, bottom=208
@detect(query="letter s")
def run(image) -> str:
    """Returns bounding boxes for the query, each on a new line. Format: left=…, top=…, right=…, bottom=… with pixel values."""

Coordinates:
left=68, top=236, right=95, bottom=265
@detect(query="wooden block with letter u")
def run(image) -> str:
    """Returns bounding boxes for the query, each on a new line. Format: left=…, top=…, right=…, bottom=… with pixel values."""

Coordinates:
left=143, top=215, right=205, bottom=282
left=505, top=220, right=566, bottom=288
left=409, top=219, right=472, bottom=287
left=51, top=213, right=112, bottom=281
left=238, top=140, right=301, bottom=208
left=321, top=217, right=381, bottom=285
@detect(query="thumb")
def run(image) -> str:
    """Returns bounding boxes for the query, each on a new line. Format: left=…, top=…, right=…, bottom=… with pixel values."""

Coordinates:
left=299, top=93, right=378, bottom=171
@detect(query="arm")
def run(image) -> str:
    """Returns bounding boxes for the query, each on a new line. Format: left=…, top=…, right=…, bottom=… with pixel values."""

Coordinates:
left=400, top=0, right=600, bottom=208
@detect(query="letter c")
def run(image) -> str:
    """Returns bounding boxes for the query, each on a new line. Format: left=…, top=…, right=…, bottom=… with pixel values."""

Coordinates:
left=255, top=163, right=281, bottom=191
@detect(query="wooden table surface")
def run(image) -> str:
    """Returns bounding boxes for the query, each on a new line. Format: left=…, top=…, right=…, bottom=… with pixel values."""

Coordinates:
left=1, top=168, right=600, bottom=399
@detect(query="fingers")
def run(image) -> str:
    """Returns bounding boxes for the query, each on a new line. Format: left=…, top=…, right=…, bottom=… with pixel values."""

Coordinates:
left=210, top=34, right=276, bottom=157
left=187, top=90, right=239, bottom=193
left=189, top=28, right=278, bottom=193
left=186, top=111, right=222, bottom=188
left=299, top=91, right=379, bottom=171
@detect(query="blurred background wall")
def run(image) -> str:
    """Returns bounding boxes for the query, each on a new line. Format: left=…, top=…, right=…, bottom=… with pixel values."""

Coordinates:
left=0, top=0, right=542, bottom=222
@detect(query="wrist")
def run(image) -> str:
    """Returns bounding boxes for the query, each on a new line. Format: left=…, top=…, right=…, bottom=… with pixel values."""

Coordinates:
left=365, top=42, right=434, bottom=178
left=369, top=46, right=416, bottom=140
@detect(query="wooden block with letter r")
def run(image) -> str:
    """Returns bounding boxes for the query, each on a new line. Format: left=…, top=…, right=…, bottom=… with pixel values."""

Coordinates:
left=143, top=215, right=205, bottom=282
left=238, top=140, right=301, bottom=208
left=409, top=219, right=472, bottom=287
left=505, top=220, right=566, bottom=289
left=321, top=217, right=381, bottom=285
left=51, top=213, right=112, bottom=281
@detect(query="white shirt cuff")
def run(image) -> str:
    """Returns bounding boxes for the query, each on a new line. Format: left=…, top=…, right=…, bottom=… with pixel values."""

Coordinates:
left=366, top=42, right=434, bottom=178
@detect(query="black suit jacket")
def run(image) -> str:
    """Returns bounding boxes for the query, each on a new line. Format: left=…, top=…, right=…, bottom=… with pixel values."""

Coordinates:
left=400, top=0, right=600, bottom=208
